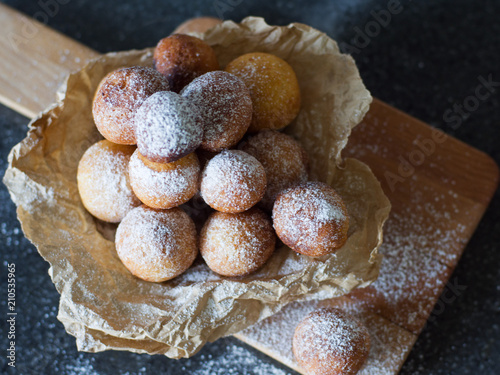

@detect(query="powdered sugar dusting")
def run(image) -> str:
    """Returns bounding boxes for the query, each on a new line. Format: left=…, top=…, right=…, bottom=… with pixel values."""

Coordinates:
left=316, top=198, right=345, bottom=222
left=201, top=150, right=266, bottom=213
left=293, top=307, right=370, bottom=375
left=92, top=66, right=169, bottom=144
left=115, top=205, right=197, bottom=281
left=181, top=71, right=252, bottom=151
left=241, top=130, right=308, bottom=210
left=77, top=141, right=140, bottom=223
left=129, top=150, right=199, bottom=209
left=200, top=209, right=276, bottom=276
left=135, top=91, right=203, bottom=162
left=273, top=181, right=348, bottom=255
left=239, top=297, right=417, bottom=375
left=174, top=261, right=220, bottom=284
left=347, top=208, right=458, bottom=332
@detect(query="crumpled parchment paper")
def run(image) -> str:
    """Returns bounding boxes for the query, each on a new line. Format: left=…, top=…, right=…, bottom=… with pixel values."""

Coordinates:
left=3, top=17, right=391, bottom=358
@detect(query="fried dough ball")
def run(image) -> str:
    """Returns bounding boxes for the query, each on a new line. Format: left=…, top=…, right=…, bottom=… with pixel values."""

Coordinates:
left=173, top=17, right=222, bottom=35
left=200, top=208, right=276, bottom=277
left=92, top=66, right=170, bottom=145
left=272, top=182, right=349, bottom=257
left=240, top=130, right=308, bottom=211
left=154, top=34, right=220, bottom=92
left=129, top=150, right=200, bottom=209
left=200, top=150, right=266, bottom=213
left=293, top=308, right=371, bottom=375
left=115, top=205, right=198, bottom=282
left=225, top=52, right=301, bottom=132
left=77, top=140, right=141, bottom=223
left=181, top=71, right=252, bottom=152
left=135, top=91, right=203, bottom=163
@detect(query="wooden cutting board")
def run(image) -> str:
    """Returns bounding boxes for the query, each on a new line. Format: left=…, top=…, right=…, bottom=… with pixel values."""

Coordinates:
left=1, top=4, right=498, bottom=374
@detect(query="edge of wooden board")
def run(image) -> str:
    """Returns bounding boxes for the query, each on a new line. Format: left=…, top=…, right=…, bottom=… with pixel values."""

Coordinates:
left=0, top=3, right=99, bottom=118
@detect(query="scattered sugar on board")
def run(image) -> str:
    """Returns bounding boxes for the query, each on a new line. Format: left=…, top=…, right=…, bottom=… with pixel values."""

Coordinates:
left=366, top=174, right=471, bottom=319
left=373, top=213, right=447, bottom=304
left=344, top=117, right=472, bottom=326
left=409, top=180, right=469, bottom=265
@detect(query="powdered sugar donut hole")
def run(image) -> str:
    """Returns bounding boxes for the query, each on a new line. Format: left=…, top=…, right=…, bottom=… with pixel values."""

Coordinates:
left=200, top=150, right=267, bottom=213
left=77, top=140, right=141, bottom=223
left=200, top=208, right=276, bottom=277
left=129, top=150, right=200, bottom=209
left=272, top=181, right=349, bottom=257
left=92, top=66, right=170, bottom=145
left=115, top=205, right=198, bottom=282
left=135, top=91, right=204, bottom=163
left=181, top=71, right=252, bottom=152
left=154, top=34, right=220, bottom=93
left=225, top=52, right=301, bottom=132
left=293, top=308, right=370, bottom=375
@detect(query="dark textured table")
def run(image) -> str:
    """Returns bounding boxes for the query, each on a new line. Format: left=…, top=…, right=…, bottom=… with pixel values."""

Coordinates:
left=1, top=1, right=499, bottom=374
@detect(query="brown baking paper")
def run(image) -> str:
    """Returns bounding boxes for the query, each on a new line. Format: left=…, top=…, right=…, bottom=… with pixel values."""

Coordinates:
left=3, top=17, right=391, bottom=358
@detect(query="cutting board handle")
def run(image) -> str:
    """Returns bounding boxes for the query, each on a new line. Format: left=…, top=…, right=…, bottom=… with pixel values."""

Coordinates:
left=0, top=3, right=99, bottom=118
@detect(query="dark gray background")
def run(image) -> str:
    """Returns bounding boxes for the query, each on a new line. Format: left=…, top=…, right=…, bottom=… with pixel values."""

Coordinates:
left=1, top=0, right=499, bottom=374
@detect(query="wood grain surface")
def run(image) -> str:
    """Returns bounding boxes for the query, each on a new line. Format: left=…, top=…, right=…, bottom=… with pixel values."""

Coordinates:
left=1, top=5, right=498, bottom=374
left=0, top=3, right=98, bottom=118
left=236, top=100, right=499, bottom=374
